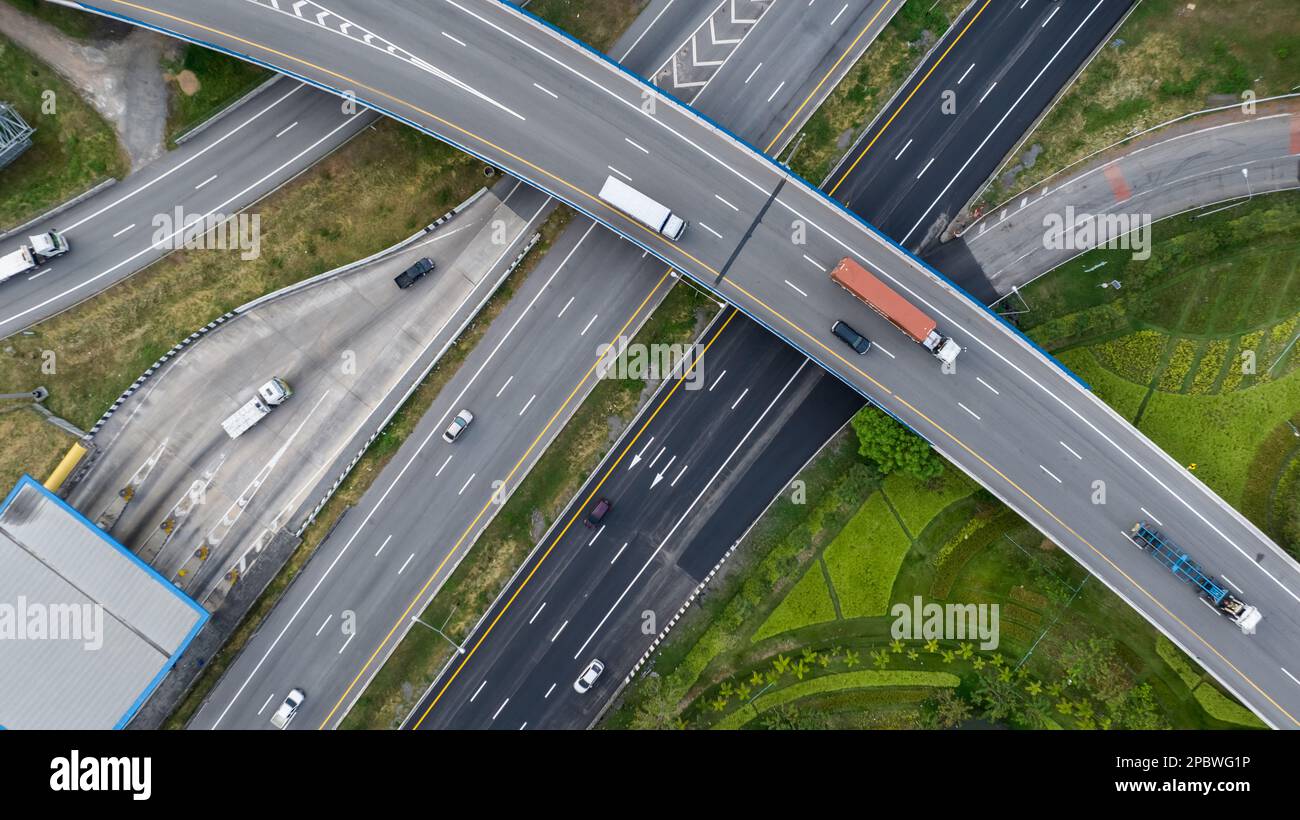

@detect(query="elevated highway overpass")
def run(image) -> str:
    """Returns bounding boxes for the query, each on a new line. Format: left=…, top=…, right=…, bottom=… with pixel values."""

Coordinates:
left=77, top=0, right=1300, bottom=727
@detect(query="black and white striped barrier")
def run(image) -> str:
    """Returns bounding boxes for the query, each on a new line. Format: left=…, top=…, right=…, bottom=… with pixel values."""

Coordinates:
left=88, top=313, right=236, bottom=437
left=623, top=539, right=743, bottom=685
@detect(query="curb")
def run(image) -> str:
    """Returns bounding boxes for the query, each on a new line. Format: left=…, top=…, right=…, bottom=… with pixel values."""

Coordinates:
left=623, top=540, right=741, bottom=686
left=84, top=190, right=485, bottom=440
left=949, top=0, right=1142, bottom=237
left=956, top=93, right=1300, bottom=239
left=173, top=74, right=284, bottom=146
left=0, top=178, right=116, bottom=241
left=293, top=225, right=541, bottom=537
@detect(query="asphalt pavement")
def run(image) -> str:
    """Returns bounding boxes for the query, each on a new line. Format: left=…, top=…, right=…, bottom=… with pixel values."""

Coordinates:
left=94, top=0, right=1300, bottom=727
left=182, top=0, right=898, bottom=729
left=67, top=183, right=546, bottom=606
left=938, top=103, right=1300, bottom=297
left=408, top=0, right=1159, bottom=732
left=0, top=75, right=374, bottom=338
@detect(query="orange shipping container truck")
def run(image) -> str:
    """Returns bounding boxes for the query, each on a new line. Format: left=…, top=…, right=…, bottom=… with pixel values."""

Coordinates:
left=830, top=257, right=961, bottom=365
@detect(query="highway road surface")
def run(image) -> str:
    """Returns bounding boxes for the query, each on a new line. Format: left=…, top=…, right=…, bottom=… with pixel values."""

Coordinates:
left=409, top=311, right=862, bottom=729
left=95, top=0, right=1300, bottom=727
left=182, top=0, right=897, bottom=728
left=68, top=183, right=546, bottom=604
left=0, top=75, right=374, bottom=338
left=942, top=104, right=1300, bottom=296
left=826, top=0, right=1134, bottom=276
left=406, top=0, right=1153, bottom=730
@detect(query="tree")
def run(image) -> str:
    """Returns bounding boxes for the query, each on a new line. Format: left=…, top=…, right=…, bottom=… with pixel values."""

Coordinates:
left=628, top=676, right=682, bottom=729
left=974, top=667, right=1021, bottom=724
left=1108, top=684, right=1168, bottom=730
left=1060, top=637, right=1132, bottom=706
left=922, top=688, right=972, bottom=729
left=850, top=405, right=944, bottom=480
left=759, top=704, right=832, bottom=730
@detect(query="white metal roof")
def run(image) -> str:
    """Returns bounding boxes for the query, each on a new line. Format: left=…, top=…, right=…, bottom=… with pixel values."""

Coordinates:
left=0, top=476, right=207, bottom=729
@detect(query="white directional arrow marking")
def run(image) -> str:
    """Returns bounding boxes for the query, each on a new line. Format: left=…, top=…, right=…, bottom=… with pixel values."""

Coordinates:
left=629, top=436, right=654, bottom=469
left=652, top=455, right=678, bottom=488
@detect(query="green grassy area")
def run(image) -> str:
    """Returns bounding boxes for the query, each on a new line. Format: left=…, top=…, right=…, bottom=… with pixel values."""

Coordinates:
left=713, top=669, right=959, bottom=729
left=0, top=406, right=77, bottom=490
left=981, top=0, right=1300, bottom=207
left=881, top=469, right=974, bottom=536
left=787, top=0, right=969, bottom=185
left=525, top=0, right=648, bottom=54
left=1020, top=191, right=1300, bottom=556
left=822, top=491, right=911, bottom=618
left=164, top=44, right=270, bottom=143
left=0, top=33, right=128, bottom=229
left=750, top=560, right=837, bottom=643
left=340, top=282, right=715, bottom=729
left=3, top=0, right=101, bottom=39
left=609, top=426, right=1258, bottom=730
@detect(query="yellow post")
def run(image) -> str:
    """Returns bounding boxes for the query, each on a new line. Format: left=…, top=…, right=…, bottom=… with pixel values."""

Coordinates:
left=44, top=442, right=88, bottom=492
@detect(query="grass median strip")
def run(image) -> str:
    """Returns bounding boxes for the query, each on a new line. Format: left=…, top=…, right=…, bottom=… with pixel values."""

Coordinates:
left=786, top=0, right=968, bottom=184
left=340, top=281, right=718, bottom=729
left=160, top=0, right=652, bottom=731
left=525, top=0, right=649, bottom=54
left=0, top=119, right=481, bottom=464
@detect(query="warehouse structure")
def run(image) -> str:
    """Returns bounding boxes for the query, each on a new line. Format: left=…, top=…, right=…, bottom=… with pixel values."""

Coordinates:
left=0, top=475, right=207, bottom=729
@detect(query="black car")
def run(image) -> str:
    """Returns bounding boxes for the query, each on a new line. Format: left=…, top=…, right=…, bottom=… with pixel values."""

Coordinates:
left=394, top=257, right=435, bottom=289
left=831, top=320, right=872, bottom=354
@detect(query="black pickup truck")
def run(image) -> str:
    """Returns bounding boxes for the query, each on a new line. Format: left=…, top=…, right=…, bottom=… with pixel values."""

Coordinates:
left=394, top=257, right=435, bottom=289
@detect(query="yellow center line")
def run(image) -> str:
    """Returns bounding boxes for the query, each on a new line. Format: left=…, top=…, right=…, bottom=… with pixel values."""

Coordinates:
left=413, top=310, right=739, bottom=727
left=762, top=0, right=898, bottom=154
left=719, top=276, right=1300, bottom=728
left=105, top=0, right=724, bottom=282
left=113, top=0, right=1296, bottom=728
left=317, top=268, right=674, bottom=728
left=827, top=0, right=993, bottom=197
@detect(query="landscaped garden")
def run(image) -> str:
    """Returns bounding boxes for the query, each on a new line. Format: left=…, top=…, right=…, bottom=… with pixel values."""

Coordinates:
left=607, top=192, right=1298, bottom=731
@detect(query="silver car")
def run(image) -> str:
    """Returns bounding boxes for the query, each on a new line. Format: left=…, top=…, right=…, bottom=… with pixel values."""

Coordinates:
left=270, top=688, right=305, bottom=729
left=442, top=409, right=474, bottom=443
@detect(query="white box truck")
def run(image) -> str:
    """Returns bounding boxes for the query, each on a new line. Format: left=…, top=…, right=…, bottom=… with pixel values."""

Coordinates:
left=598, top=176, right=687, bottom=240
left=0, top=230, right=69, bottom=285
left=222, top=377, right=293, bottom=439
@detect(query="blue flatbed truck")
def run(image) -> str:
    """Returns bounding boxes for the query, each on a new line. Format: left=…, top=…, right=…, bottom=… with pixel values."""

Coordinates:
left=1129, top=523, right=1262, bottom=634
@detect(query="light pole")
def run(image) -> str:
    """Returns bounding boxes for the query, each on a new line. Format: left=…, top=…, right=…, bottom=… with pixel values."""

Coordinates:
left=412, top=615, right=467, bottom=655
left=1242, top=167, right=1253, bottom=202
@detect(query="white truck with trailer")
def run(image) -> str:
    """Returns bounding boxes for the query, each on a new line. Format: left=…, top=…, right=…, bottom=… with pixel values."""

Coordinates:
left=597, top=176, right=687, bottom=240
left=221, top=377, right=293, bottom=439
left=0, top=230, right=68, bottom=284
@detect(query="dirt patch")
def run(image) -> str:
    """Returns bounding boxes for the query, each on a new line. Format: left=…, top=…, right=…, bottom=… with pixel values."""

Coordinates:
left=172, top=69, right=200, bottom=96
left=0, top=1, right=170, bottom=168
